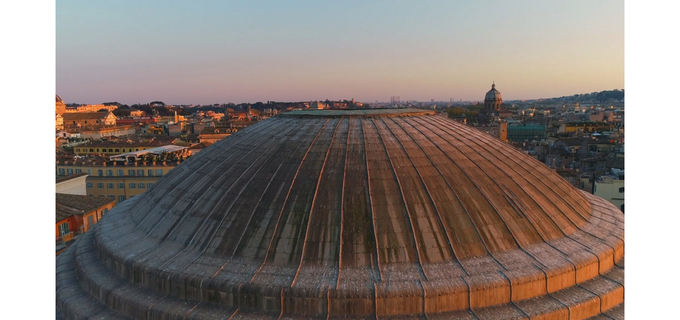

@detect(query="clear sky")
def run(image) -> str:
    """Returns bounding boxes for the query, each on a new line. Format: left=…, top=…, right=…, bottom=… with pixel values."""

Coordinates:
left=57, top=0, right=623, bottom=105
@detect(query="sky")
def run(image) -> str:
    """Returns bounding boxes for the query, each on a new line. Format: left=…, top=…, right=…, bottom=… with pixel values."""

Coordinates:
left=56, top=0, right=624, bottom=105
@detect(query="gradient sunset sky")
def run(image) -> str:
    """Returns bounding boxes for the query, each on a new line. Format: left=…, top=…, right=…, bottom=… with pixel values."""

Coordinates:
left=56, top=0, right=623, bottom=105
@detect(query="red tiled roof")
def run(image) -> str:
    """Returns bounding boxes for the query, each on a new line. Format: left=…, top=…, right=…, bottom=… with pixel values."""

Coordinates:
left=62, top=112, right=109, bottom=121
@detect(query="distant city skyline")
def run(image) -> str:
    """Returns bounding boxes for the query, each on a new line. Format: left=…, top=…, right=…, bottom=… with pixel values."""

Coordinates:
left=57, top=1, right=623, bottom=105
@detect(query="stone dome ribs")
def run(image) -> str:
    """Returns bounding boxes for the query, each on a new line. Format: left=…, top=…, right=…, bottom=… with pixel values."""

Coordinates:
left=56, top=109, right=624, bottom=319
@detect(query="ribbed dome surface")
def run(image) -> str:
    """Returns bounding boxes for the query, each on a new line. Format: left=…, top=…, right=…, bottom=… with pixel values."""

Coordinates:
left=485, top=84, right=502, bottom=101
left=56, top=109, right=624, bottom=319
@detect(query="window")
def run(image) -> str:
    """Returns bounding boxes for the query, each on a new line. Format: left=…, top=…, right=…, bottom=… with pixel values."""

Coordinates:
left=147, top=183, right=154, bottom=189
left=139, top=183, right=145, bottom=189
left=87, top=169, right=91, bottom=175
left=117, top=169, right=124, bottom=176
left=137, top=169, right=144, bottom=176
left=107, top=183, right=114, bottom=189
left=86, top=182, right=93, bottom=189
left=156, top=169, right=163, bottom=176
left=58, top=222, right=69, bottom=237
left=67, top=168, right=74, bottom=175
left=129, top=183, right=136, bottom=189
left=618, top=187, right=624, bottom=193
left=148, top=169, right=154, bottom=177
left=75, top=169, right=82, bottom=174
left=102, top=208, right=108, bottom=216
left=98, top=169, right=103, bottom=176
left=108, top=149, right=113, bottom=152
left=128, top=170, right=136, bottom=176
left=88, top=215, right=94, bottom=229
left=118, top=195, right=126, bottom=203
left=115, top=149, right=119, bottom=152
left=97, top=183, right=104, bottom=189
left=118, top=183, right=124, bottom=189
left=89, top=149, right=94, bottom=152
left=58, top=168, right=65, bottom=175
left=106, top=170, right=113, bottom=176
left=108, top=195, right=115, bottom=199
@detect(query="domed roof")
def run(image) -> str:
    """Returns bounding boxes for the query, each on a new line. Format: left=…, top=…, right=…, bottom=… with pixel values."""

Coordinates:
left=56, top=109, right=624, bottom=319
left=485, top=83, right=502, bottom=101
left=56, top=94, right=63, bottom=103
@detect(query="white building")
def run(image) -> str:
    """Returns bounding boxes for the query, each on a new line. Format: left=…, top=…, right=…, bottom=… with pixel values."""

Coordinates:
left=56, top=173, right=88, bottom=195
left=593, top=169, right=624, bottom=212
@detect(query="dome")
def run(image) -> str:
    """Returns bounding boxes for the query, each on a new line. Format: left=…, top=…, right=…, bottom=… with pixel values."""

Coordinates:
left=56, top=94, right=63, bottom=103
left=56, top=109, right=624, bottom=319
left=485, top=83, right=502, bottom=101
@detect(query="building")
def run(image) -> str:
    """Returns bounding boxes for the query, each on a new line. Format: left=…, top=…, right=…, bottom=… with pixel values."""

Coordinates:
left=72, top=125, right=137, bottom=140
left=55, top=173, right=88, bottom=195
left=56, top=114, right=64, bottom=130
left=56, top=159, right=182, bottom=204
left=594, top=169, right=625, bottom=212
left=72, top=141, right=169, bottom=156
left=56, top=193, right=114, bottom=255
left=476, top=82, right=505, bottom=123
left=63, top=104, right=118, bottom=113
left=558, top=122, right=615, bottom=134
left=56, top=94, right=67, bottom=115
left=506, top=124, right=547, bottom=142
left=62, top=111, right=116, bottom=128
left=484, top=82, right=503, bottom=112
left=198, top=127, right=238, bottom=144
left=57, top=109, right=623, bottom=319
left=129, top=110, right=146, bottom=117
left=310, top=101, right=327, bottom=110
left=472, top=121, right=508, bottom=142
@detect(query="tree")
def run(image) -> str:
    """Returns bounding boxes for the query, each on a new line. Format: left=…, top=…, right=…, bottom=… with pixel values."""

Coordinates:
left=113, top=109, right=131, bottom=117
left=447, top=106, right=478, bottom=118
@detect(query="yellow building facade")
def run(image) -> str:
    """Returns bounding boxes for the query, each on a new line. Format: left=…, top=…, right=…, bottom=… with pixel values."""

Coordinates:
left=559, top=122, right=614, bottom=133
left=56, top=161, right=180, bottom=204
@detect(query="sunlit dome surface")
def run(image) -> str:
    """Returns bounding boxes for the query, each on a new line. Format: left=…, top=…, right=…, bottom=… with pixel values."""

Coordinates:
left=485, top=83, right=502, bottom=101
left=56, top=109, right=624, bottom=319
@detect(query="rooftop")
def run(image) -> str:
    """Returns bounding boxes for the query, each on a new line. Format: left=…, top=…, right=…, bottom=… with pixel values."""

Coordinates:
left=109, top=145, right=188, bottom=161
left=55, top=193, right=114, bottom=222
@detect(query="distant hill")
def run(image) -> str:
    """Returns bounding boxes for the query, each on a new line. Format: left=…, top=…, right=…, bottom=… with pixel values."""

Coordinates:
left=542, top=89, right=624, bottom=103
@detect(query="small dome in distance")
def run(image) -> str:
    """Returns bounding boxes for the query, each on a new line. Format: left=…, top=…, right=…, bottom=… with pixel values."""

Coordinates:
left=485, top=82, right=502, bottom=101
